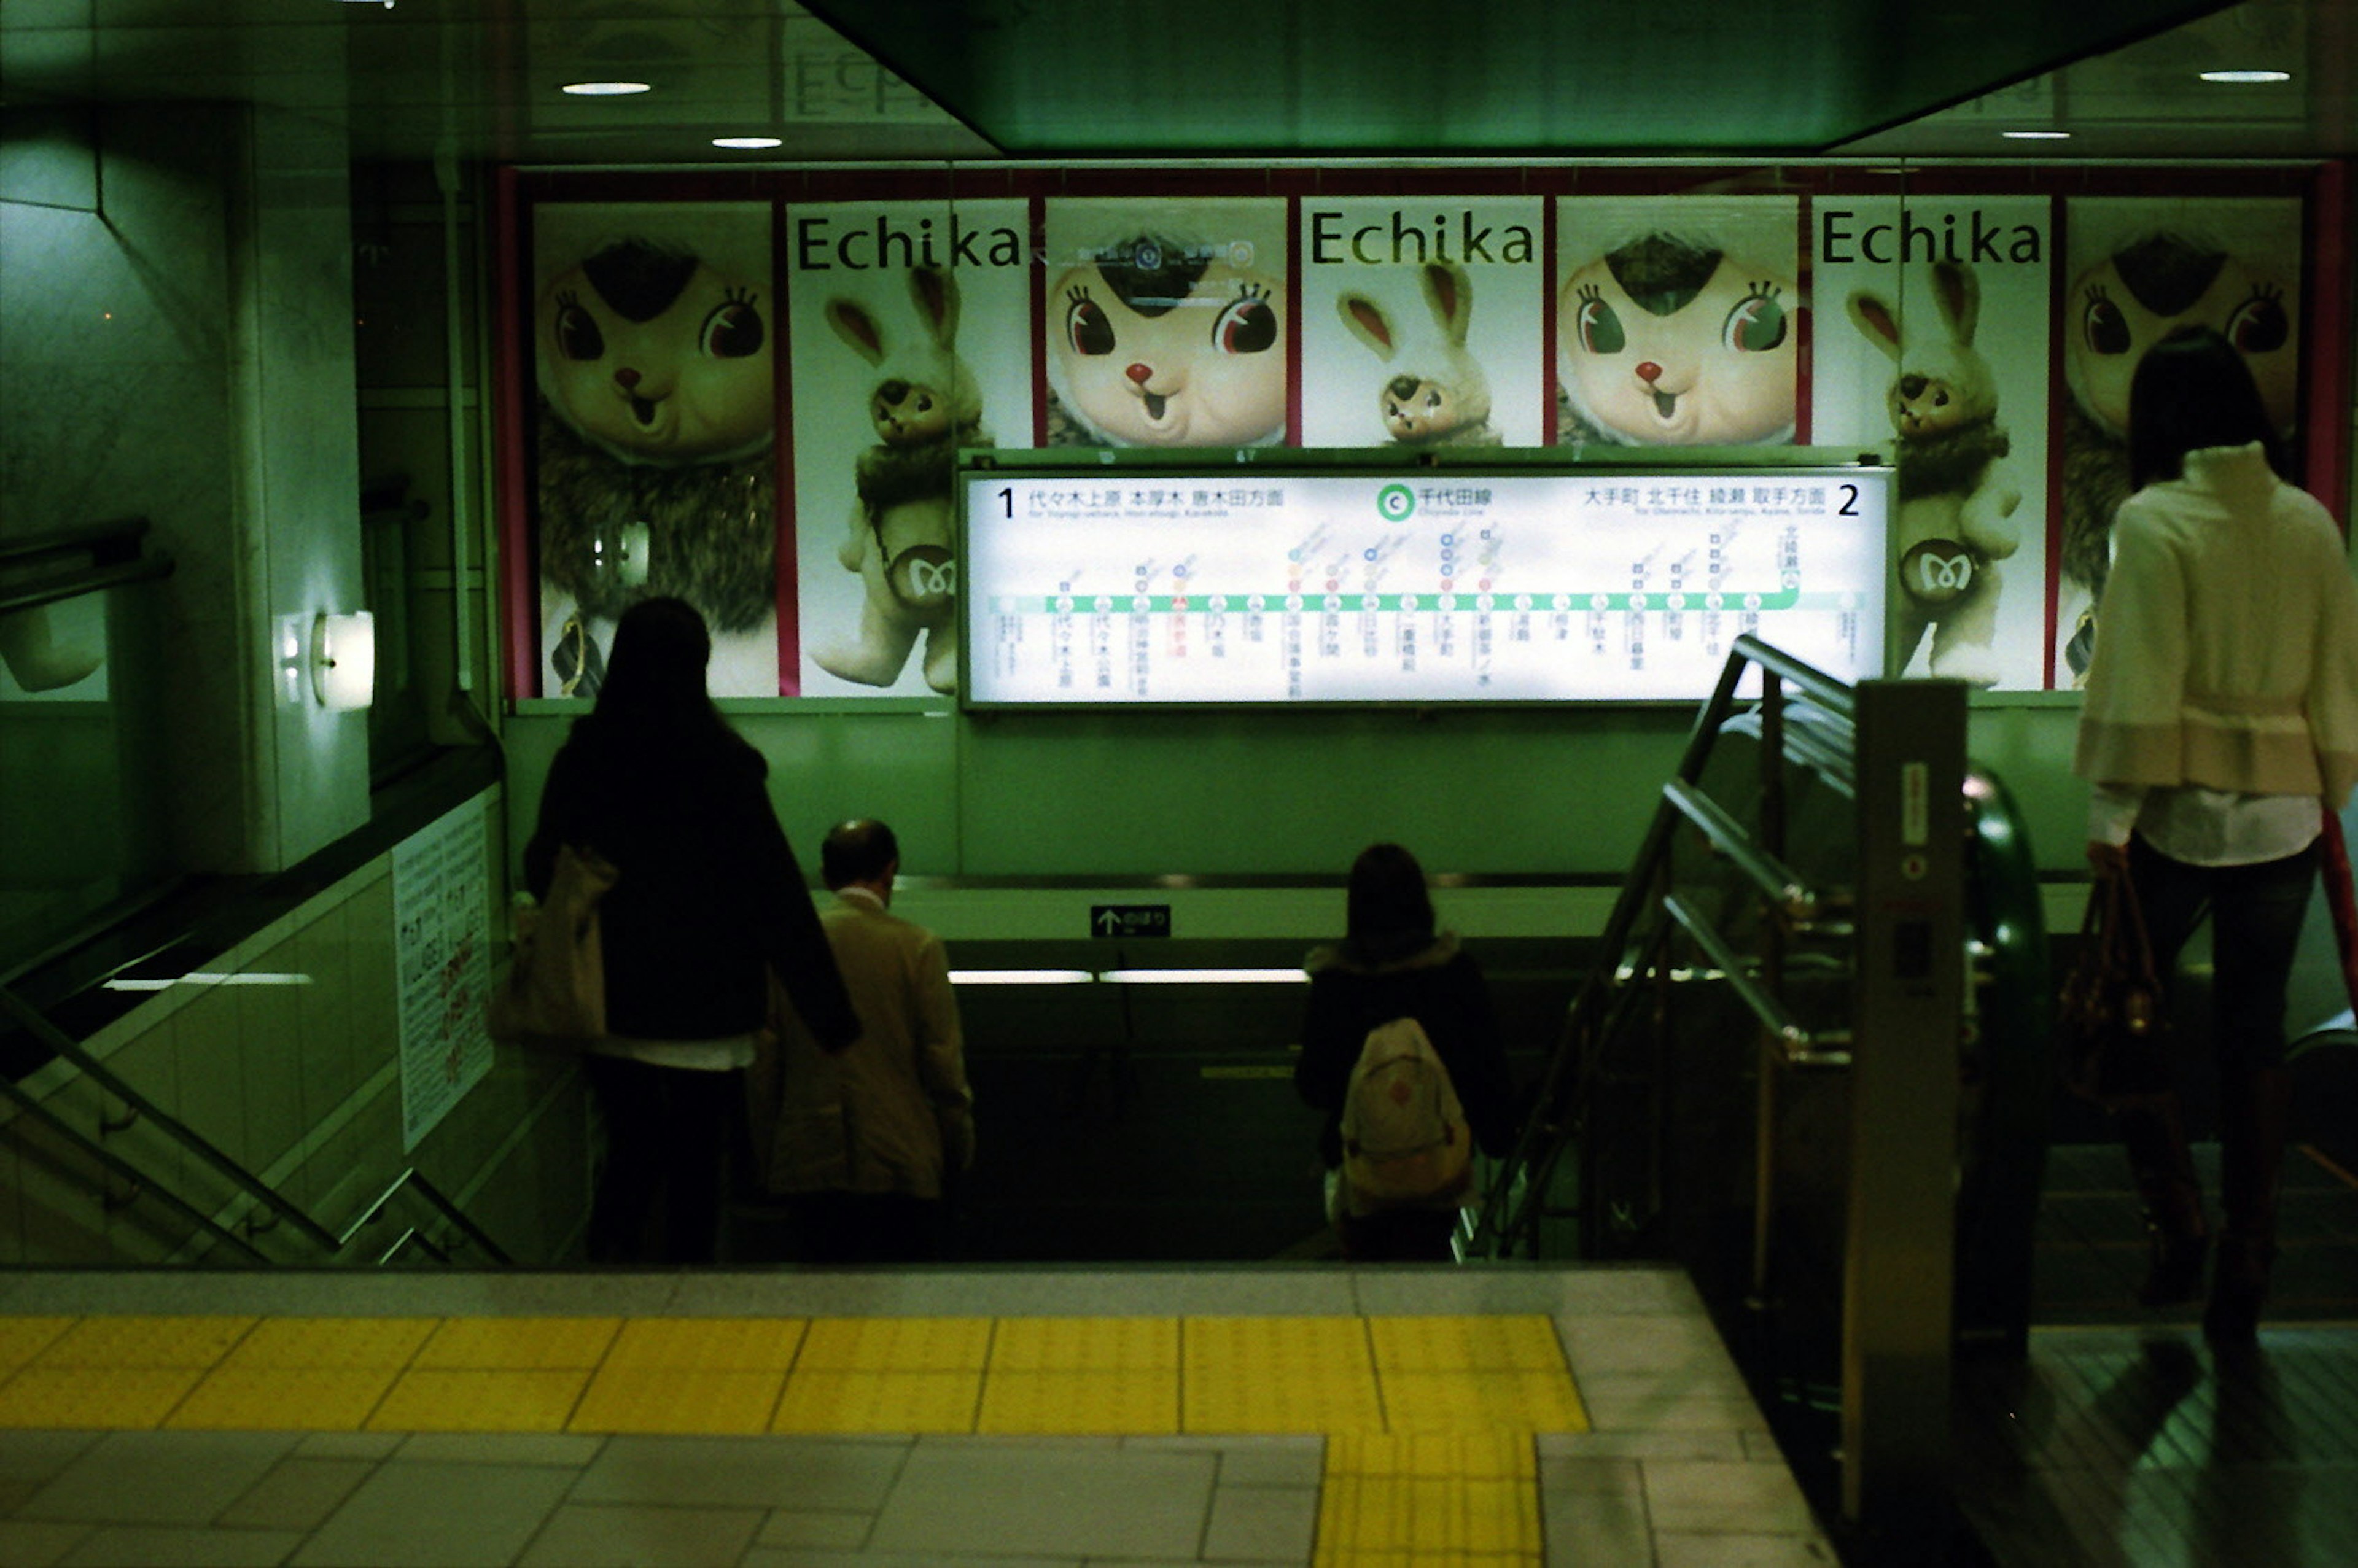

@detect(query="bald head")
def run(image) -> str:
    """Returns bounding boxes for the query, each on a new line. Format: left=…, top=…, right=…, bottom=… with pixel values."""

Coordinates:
left=822, top=818, right=900, bottom=895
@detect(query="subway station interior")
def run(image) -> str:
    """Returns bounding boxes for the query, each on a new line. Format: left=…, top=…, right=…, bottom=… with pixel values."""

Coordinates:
left=6, top=1, right=2358, bottom=1564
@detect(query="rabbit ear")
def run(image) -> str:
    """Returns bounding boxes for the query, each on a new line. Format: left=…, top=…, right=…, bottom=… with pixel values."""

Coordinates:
left=908, top=264, right=961, bottom=347
left=1929, top=260, right=1980, bottom=346
left=1845, top=289, right=1904, bottom=362
left=826, top=298, right=887, bottom=365
left=1420, top=261, right=1474, bottom=347
left=1338, top=293, right=1398, bottom=360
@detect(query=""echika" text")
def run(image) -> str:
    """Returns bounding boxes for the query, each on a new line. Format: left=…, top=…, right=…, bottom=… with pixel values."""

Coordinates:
left=1818, top=208, right=2044, bottom=266
left=1308, top=211, right=1536, bottom=266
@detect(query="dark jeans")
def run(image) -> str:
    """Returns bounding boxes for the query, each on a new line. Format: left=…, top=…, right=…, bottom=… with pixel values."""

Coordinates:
left=2126, top=833, right=2317, bottom=1090
left=583, top=1056, right=745, bottom=1265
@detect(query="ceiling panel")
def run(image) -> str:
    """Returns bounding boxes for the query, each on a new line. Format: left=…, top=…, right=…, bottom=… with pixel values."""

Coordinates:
left=799, top=0, right=2236, bottom=155
left=2, top=0, right=2350, bottom=166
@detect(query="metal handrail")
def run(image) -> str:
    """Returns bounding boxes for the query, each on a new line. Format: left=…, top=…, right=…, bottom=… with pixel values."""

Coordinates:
left=0, top=517, right=174, bottom=616
left=0, top=1075, right=267, bottom=1263
left=1661, top=778, right=1819, bottom=922
left=339, top=1168, right=511, bottom=1263
left=1660, top=896, right=1852, bottom=1068
left=0, top=987, right=340, bottom=1252
left=0, top=985, right=504, bottom=1266
left=1468, top=634, right=1859, bottom=1258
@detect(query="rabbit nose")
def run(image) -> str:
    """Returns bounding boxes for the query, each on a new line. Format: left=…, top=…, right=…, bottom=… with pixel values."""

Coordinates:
left=1636, top=362, right=1662, bottom=385
left=1126, top=363, right=1153, bottom=385
left=615, top=368, right=641, bottom=390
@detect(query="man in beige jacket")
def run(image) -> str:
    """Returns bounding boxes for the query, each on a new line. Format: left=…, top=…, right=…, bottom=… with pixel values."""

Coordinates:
left=759, top=819, right=975, bottom=1262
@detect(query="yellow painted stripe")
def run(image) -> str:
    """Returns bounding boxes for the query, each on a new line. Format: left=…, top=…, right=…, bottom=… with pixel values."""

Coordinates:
left=0, top=1314, right=1586, bottom=1442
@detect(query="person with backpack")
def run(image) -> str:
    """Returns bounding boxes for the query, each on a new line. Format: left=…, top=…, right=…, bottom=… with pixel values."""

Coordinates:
left=1294, top=842, right=1520, bottom=1260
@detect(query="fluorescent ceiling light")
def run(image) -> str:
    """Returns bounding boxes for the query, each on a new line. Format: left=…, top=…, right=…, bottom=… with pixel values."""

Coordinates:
left=561, top=82, right=650, bottom=96
left=948, top=969, right=1095, bottom=985
left=2200, top=69, right=2290, bottom=83
left=712, top=136, right=783, bottom=149
left=1102, top=968, right=1308, bottom=985
left=2001, top=131, right=2071, bottom=139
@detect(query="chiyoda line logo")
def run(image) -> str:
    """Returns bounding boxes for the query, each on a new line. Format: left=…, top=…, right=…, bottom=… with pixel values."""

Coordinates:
left=1376, top=484, right=1416, bottom=522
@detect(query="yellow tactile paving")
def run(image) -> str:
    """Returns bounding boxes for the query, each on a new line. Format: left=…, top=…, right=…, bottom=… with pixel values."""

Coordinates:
left=601, top=1317, right=806, bottom=1372
left=1317, top=1432, right=1543, bottom=1567
left=365, top=1368, right=591, bottom=1432
left=220, top=1316, right=438, bottom=1371
left=1377, top=1371, right=1587, bottom=1434
left=0, top=1318, right=73, bottom=1376
left=29, top=1315, right=255, bottom=1368
left=0, top=1313, right=1590, bottom=1446
left=796, top=1316, right=992, bottom=1372
left=0, top=1367, right=207, bottom=1428
left=1367, top=1315, right=1568, bottom=1373
left=770, top=1370, right=981, bottom=1433
left=569, top=1367, right=785, bottom=1434
left=166, top=1367, right=397, bottom=1430
left=977, top=1370, right=1180, bottom=1435
left=989, top=1316, right=1179, bottom=1372
left=411, top=1317, right=619, bottom=1370
left=1183, top=1316, right=1383, bottom=1434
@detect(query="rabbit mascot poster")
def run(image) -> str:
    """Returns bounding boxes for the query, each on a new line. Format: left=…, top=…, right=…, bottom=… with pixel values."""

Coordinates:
left=1297, top=197, right=1546, bottom=451
left=788, top=199, right=1032, bottom=697
left=529, top=203, right=783, bottom=697
left=1811, top=197, right=2050, bottom=691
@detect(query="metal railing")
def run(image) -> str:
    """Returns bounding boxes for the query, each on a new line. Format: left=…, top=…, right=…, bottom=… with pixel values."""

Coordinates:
left=0, top=985, right=509, bottom=1267
left=0, top=518, right=174, bottom=616
left=1463, top=635, right=1970, bottom=1535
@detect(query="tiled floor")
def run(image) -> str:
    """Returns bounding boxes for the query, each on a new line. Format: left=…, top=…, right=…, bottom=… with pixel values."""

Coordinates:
left=0, top=1266, right=1835, bottom=1568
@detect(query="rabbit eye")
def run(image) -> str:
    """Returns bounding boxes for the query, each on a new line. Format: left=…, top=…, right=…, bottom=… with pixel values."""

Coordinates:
left=2225, top=285, right=2289, bottom=355
left=1212, top=287, right=1277, bottom=355
left=2080, top=285, right=2131, bottom=356
left=1575, top=287, right=1624, bottom=355
left=1722, top=285, right=1787, bottom=353
left=553, top=293, right=605, bottom=362
left=1065, top=290, right=1115, bottom=356
left=700, top=293, right=765, bottom=359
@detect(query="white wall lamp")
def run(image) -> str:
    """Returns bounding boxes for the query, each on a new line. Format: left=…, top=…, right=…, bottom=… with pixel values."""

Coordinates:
left=311, top=611, right=376, bottom=710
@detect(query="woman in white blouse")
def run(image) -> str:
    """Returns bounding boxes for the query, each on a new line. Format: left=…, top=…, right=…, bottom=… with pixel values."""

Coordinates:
left=2074, top=325, right=2358, bottom=1347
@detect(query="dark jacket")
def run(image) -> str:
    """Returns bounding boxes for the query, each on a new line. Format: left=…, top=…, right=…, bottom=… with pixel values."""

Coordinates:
left=1293, top=931, right=1519, bottom=1169
left=523, top=718, right=857, bottom=1048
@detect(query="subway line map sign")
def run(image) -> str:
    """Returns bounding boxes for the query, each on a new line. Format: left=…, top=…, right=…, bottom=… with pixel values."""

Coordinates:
left=962, top=464, right=1888, bottom=705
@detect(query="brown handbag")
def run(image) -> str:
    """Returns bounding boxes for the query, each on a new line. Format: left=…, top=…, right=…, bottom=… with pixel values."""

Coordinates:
left=2058, top=860, right=2167, bottom=1104
left=488, top=844, right=618, bottom=1046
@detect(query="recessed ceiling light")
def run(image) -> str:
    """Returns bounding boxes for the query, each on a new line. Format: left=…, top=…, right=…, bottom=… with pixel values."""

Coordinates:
left=712, top=136, right=783, bottom=149
left=2200, top=69, right=2291, bottom=83
left=561, top=82, right=651, bottom=96
left=2002, top=130, right=2071, bottom=139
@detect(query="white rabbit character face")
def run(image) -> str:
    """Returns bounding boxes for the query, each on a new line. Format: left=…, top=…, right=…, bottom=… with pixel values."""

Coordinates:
left=1051, top=241, right=1287, bottom=446
left=1558, top=239, right=1796, bottom=446
left=1383, top=376, right=1472, bottom=441
left=541, top=241, right=774, bottom=463
left=2067, top=241, right=2297, bottom=437
left=871, top=381, right=954, bottom=446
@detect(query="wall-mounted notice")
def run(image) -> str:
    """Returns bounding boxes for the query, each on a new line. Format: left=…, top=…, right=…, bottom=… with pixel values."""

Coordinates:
left=394, top=793, right=494, bottom=1151
left=963, top=465, right=1888, bottom=705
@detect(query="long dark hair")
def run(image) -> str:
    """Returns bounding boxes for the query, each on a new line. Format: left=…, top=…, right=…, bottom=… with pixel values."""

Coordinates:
left=1344, top=841, right=1436, bottom=964
left=2128, top=326, right=2291, bottom=491
left=582, top=596, right=734, bottom=749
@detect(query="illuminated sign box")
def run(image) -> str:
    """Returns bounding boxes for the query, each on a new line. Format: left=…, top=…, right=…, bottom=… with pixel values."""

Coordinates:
left=960, top=451, right=1889, bottom=708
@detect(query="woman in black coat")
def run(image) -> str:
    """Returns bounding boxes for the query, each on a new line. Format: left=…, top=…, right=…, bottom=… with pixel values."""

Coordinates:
left=1294, top=842, right=1519, bottom=1260
left=525, top=597, right=857, bottom=1263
